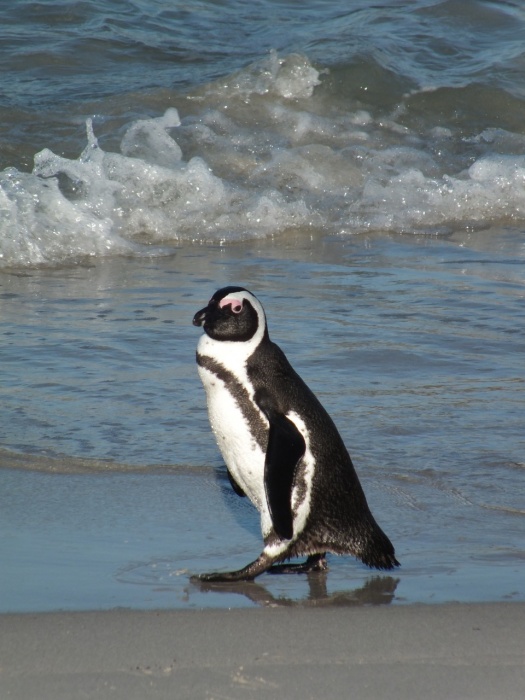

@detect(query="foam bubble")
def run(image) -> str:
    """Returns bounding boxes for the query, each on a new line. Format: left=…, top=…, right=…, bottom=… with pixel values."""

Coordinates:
left=197, top=50, right=321, bottom=102
left=269, top=51, right=322, bottom=99
left=120, top=108, right=183, bottom=167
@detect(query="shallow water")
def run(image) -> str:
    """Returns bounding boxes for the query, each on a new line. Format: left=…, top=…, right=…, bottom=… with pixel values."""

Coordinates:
left=1, top=234, right=524, bottom=610
left=1, top=0, right=524, bottom=611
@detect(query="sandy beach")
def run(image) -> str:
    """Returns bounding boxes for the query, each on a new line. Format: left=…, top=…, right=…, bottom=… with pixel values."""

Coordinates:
left=1, top=603, right=524, bottom=699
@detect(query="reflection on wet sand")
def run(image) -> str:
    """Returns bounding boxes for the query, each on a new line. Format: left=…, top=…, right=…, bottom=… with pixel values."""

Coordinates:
left=191, top=573, right=399, bottom=607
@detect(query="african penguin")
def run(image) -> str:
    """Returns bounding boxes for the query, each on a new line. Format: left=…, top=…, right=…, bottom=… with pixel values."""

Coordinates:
left=192, top=286, right=399, bottom=581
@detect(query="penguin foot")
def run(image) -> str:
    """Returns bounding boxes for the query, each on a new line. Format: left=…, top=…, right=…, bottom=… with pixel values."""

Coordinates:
left=268, top=553, right=328, bottom=575
left=192, top=553, right=274, bottom=583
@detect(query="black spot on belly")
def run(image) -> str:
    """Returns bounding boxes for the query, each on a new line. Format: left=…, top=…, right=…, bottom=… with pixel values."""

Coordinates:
left=197, top=353, right=268, bottom=451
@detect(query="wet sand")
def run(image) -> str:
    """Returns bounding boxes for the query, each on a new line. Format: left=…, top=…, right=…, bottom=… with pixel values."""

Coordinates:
left=1, top=603, right=524, bottom=699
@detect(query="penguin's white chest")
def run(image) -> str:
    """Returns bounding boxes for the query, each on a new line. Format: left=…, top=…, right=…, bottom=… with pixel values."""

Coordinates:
left=198, top=363, right=268, bottom=512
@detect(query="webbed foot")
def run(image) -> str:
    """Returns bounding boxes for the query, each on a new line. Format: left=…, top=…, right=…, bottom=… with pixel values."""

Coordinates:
left=267, top=553, right=328, bottom=575
left=191, top=553, right=274, bottom=583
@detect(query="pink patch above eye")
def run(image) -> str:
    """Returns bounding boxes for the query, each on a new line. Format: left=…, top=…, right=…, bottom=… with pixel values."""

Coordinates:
left=219, top=296, right=243, bottom=313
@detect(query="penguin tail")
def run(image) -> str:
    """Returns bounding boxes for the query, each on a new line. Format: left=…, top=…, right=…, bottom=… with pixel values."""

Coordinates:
left=359, top=525, right=400, bottom=571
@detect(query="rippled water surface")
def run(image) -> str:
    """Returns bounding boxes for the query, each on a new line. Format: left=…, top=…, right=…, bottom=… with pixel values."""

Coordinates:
left=1, top=0, right=524, bottom=611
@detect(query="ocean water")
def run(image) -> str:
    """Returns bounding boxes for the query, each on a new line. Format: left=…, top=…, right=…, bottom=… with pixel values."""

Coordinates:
left=1, top=0, right=524, bottom=611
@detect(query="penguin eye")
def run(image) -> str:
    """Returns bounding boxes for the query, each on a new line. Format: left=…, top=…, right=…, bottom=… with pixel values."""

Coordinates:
left=219, top=297, right=243, bottom=314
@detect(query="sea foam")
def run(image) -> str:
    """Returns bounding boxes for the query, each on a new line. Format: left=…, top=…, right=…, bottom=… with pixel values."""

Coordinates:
left=2, top=52, right=525, bottom=267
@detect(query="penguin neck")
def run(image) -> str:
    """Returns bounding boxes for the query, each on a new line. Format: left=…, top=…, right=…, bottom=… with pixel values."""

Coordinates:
left=197, top=324, right=268, bottom=373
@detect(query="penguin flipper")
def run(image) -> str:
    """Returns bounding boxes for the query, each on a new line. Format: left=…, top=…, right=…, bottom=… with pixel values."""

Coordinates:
left=254, top=388, right=306, bottom=540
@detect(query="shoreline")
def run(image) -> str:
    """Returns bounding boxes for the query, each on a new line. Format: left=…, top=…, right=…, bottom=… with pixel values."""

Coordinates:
left=2, top=602, right=524, bottom=699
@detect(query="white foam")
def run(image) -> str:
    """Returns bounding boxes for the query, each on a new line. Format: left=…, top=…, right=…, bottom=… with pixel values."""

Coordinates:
left=0, top=124, right=135, bottom=267
left=3, top=51, right=525, bottom=267
left=120, top=108, right=182, bottom=167
left=0, top=96, right=316, bottom=266
left=200, top=50, right=321, bottom=102
left=345, top=151, right=525, bottom=234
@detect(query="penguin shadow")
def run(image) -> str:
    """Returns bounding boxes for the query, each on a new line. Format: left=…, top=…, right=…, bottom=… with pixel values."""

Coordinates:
left=215, top=467, right=263, bottom=539
left=191, top=567, right=399, bottom=608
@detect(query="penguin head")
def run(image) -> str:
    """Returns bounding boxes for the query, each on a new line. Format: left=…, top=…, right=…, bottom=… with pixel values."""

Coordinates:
left=193, top=286, right=267, bottom=343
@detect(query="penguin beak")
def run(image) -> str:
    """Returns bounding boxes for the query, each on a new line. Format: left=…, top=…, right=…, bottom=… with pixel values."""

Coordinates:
left=192, top=306, right=208, bottom=327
